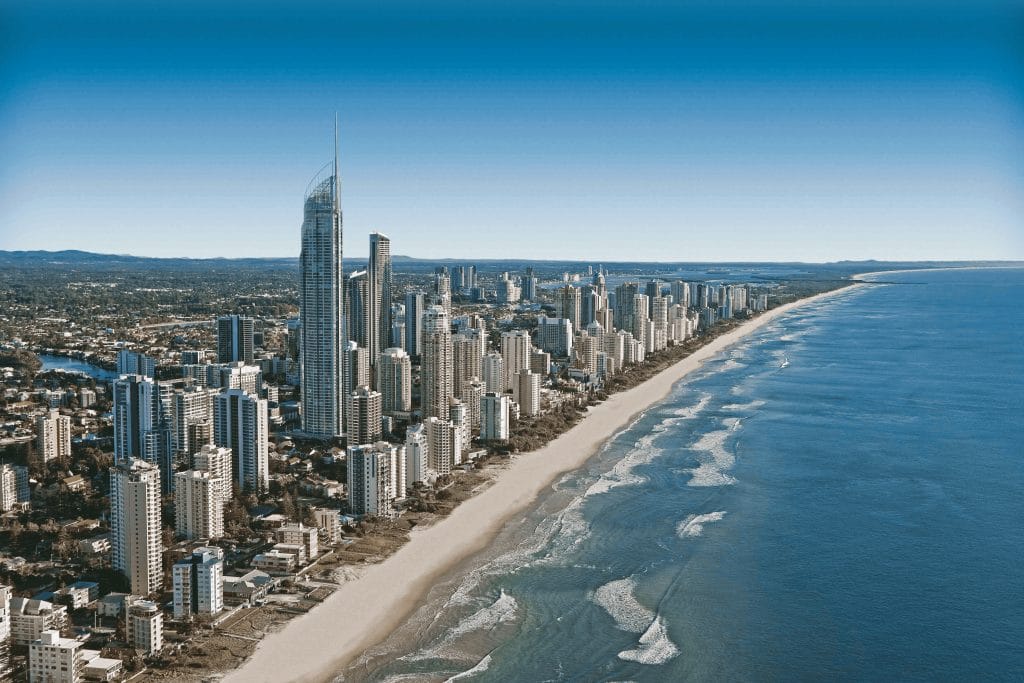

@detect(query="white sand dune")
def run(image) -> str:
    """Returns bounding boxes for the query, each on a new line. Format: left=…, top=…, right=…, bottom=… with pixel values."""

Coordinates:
left=222, top=283, right=862, bottom=683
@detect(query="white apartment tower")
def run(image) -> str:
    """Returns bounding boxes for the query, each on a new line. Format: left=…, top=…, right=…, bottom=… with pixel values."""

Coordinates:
left=29, top=630, right=82, bottom=683
left=110, top=459, right=162, bottom=596
left=126, top=600, right=163, bottom=655
left=300, top=125, right=346, bottom=440
left=192, top=444, right=233, bottom=504
left=516, top=370, right=541, bottom=417
left=347, top=443, right=405, bottom=517
left=421, top=305, right=453, bottom=420
left=481, top=392, right=511, bottom=442
left=36, top=409, right=71, bottom=464
left=346, top=386, right=382, bottom=445
left=174, top=470, right=224, bottom=540
left=481, top=352, right=504, bottom=393
left=214, top=389, right=268, bottom=492
left=172, top=547, right=224, bottom=620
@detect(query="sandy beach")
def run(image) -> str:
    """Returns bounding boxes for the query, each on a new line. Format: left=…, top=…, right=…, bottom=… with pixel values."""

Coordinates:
left=223, top=282, right=865, bottom=683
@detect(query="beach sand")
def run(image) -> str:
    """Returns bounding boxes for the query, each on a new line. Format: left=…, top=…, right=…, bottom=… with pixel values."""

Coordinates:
left=222, top=283, right=864, bottom=683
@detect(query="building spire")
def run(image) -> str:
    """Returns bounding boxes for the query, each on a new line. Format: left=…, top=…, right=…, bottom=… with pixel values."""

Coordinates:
left=333, top=113, right=340, bottom=211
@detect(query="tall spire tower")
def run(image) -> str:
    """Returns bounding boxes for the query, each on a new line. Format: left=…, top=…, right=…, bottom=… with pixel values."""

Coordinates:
left=299, top=123, right=346, bottom=440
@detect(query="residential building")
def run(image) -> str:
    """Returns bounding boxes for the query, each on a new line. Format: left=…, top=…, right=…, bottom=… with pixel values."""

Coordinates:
left=217, top=315, right=255, bottom=364
left=126, top=600, right=162, bottom=655
left=29, top=630, right=82, bottom=683
left=174, top=470, right=224, bottom=540
left=299, top=139, right=346, bottom=440
left=367, top=233, right=392, bottom=366
left=172, top=547, right=223, bottom=620
left=275, top=523, right=319, bottom=560
left=10, top=598, right=67, bottom=647
left=116, top=350, right=155, bottom=378
left=481, top=352, right=504, bottom=394
left=192, top=444, right=233, bottom=505
left=376, top=348, right=412, bottom=414
left=500, top=330, right=532, bottom=391
left=404, top=423, right=428, bottom=485
left=346, top=386, right=382, bottom=445
left=36, top=409, right=71, bottom=463
left=110, top=459, right=162, bottom=596
left=214, top=389, right=268, bottom=492
left=481, top=392, right=511, bottom=442
left=421, top=305, right=453, bottom=419
left=403, top=292, right=424, bottom=356
left=346, top=443, right=405, bottom=517
left=516, top=370, right=541, bottom=417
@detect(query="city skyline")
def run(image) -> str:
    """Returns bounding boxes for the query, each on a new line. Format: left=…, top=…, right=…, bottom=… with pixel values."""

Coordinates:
left=2, top=1, right=1023, bottom=262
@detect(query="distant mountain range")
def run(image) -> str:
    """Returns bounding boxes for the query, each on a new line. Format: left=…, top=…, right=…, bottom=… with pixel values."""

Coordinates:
left=0, top=249, right=1018, bottom=274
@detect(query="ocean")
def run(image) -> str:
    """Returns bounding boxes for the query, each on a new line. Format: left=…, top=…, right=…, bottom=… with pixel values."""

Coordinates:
left=340, top=267, right=1024, bottom=682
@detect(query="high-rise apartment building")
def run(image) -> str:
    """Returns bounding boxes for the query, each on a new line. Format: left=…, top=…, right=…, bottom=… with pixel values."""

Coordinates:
left=376, top=348, right=412, bottom=414
left=217, top=315, right=255, bottom=364
left=346, top=386, right=382, bottom=445
left=214, top=389, right=268, bottom=492
left=367, top=233, right=392, bottom=366
left=452, top=331, right=483, bottom=396
left=174, top=470, right=224, bottom=540
left=35, top=409, right=71, bottom=464
left=299, top=131, right=346, bottom=440
left=481, top=392, right=511, bottom=442
left=346, top=443, right=405, bottom=517
left=193, top=444, right=233, bottom=504
left=172, top=547, right=224, bottom=620
left=346, top=270, right=369, bottom=349
left=481, top=353, right=504, bottom=394
left=500, top=330, right=532, bottom=391
left=110, top=459, right=162, bottom=596
left=126, top=600, right=163, bottom=655
left=404, top=292, right=424, bottom=357
left=117, top=349, right=156, bottom=378
left=113, top=375, right=173, bottom=491
left=421, top=306, right=453, bottom=420
left=516, top=370, right=541, bottom=417
left=170, top=385, right=216, bottom=459
left=404, top=423, right=428, bottom=485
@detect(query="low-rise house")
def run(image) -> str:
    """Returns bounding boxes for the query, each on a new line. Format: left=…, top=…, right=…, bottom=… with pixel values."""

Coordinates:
left=222, top=570, right=273, bottom=605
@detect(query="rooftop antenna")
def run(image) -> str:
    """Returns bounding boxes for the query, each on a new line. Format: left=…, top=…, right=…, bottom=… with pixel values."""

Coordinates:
left=333, top=113, right=340, bottom=212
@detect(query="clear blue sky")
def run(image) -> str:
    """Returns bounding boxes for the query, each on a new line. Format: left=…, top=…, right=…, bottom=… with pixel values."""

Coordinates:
left=1, top=0, right=1022, bottom=261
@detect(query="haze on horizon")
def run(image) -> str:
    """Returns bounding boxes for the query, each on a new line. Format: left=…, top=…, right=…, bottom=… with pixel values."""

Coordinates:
left=1, top=0, right=1023, bottom=262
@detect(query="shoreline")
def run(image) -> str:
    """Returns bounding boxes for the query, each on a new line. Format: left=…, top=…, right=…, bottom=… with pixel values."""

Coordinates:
left=222, top=282, right=866, bottom=683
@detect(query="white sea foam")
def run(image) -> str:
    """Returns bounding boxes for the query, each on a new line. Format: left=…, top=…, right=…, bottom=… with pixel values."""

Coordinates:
left=676, top=511, right=727, bottom=538
left=407, top=591, right=519, bottom=661
left=444, top=653, right=493, bottom=681
left=590, top=578, right=654, bottom=633
left=722, top=399, right=765, bottom=412
left=685, top=418, right=741, bottom=487
left=617, top=616, right=680, bottom=665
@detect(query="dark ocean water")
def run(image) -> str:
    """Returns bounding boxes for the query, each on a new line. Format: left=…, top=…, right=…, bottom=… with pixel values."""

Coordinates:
left=342, top=268, right=1024, bottom=682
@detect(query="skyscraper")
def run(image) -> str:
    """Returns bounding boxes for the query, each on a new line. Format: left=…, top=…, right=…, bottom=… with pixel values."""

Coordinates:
left=345, top=270, right=369, bottom=349
left=214, top=389, right=269, bottom=492
left=500, top=330, right=533, bottom=391
left=110, top=459, right=162, bottom=596
left=404, top=292, right=424, bottom=357
left=421, top=305, right=453, bottom=420
left=346, top=386, right=383, bottom=445
left=217, top=315, right=255, bottom=364
left=376, top=347, right=412, bottom=414
left=113, top=375, right=174, bottom=492
left=300, top=124, right=346, bottom=440
left=367, top=232, right=392, bottom=366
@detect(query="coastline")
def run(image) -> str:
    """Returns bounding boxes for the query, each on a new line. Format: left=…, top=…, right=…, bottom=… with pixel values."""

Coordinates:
left=222, top=282, right=865, bottom=683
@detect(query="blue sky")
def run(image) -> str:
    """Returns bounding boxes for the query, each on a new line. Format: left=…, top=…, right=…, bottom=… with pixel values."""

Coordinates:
left=1, top=0, right=1022, bottom=261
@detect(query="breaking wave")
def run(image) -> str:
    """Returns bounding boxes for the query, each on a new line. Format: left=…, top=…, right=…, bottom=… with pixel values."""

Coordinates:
left=677, top=511, right=727, bottom=538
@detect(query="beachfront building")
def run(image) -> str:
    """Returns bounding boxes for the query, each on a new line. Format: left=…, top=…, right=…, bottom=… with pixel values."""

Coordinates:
left=515, top=370, right=541, bottom=417
left=500, top=330, right=532, bottom=392
left=404, top=423, right=428, bottom=485
left=110, top=459, right=162, bottom=597
left=367, top=233, right=392, bottom=366
left=481, top=392, right=510, bottom=442
left=126, top=600, right=163, bottom=655
left=173, top=547, right=224, bottom=620
left=346, top=443, right=405, bottom=517
left=425, top=417, right=461, bottom=474
left=421, top=305, right=453, bottom=419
